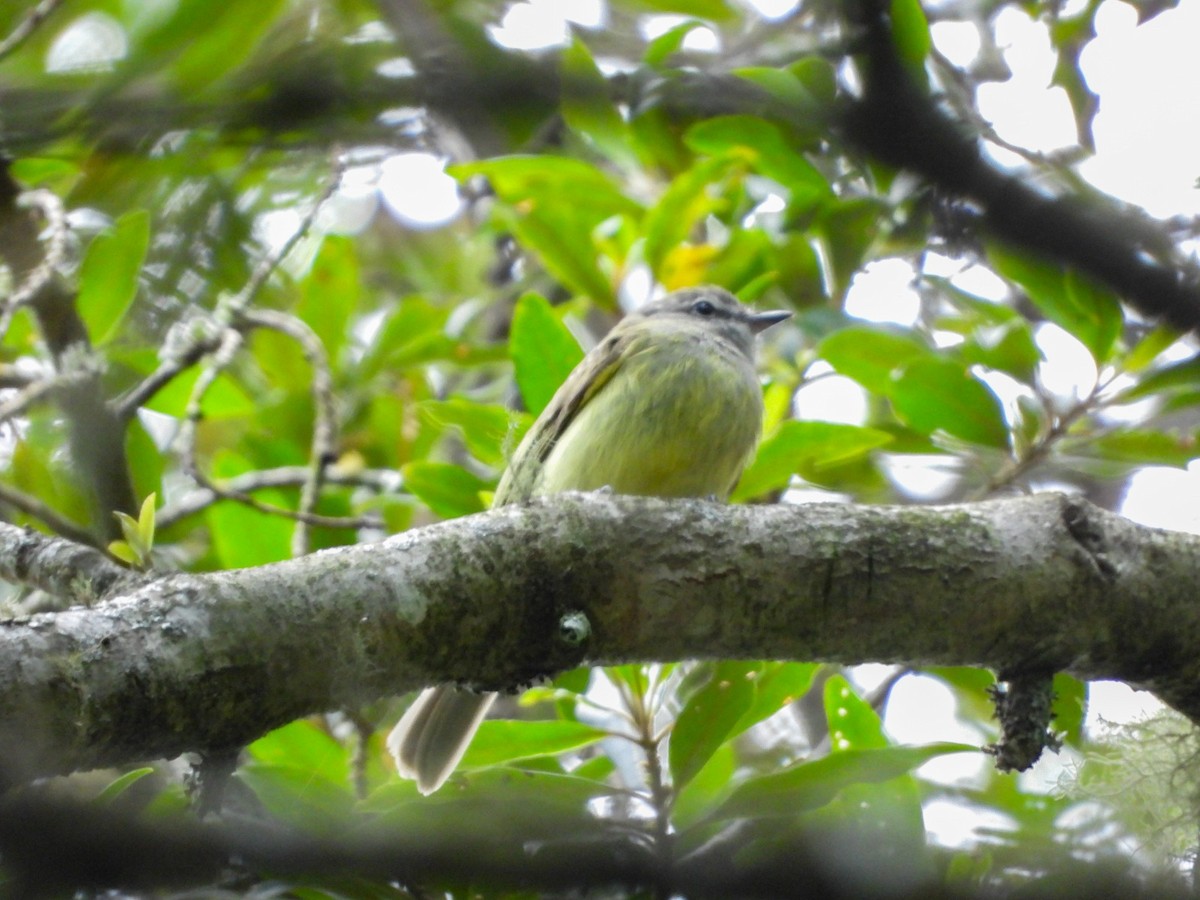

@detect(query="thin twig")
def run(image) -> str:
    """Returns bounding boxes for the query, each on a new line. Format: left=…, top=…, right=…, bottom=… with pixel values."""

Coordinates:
left=0, top=0, right=66, bottom=63
left=240, top=309, right=340, bottom=557
left=117, top=162, right=341, bottom=423
left=624, top=671, right=674, bottom=900
left=164, top=167, right=370, bottom=532
left=112, top=331, right=224, bottom=422
left=0, top=370, right=89, bottom=427
left=177, top=333, right=370, bottom=531
left=157, top=466, right=396, bottom=529
left=0, top=482, right=102, bottom=549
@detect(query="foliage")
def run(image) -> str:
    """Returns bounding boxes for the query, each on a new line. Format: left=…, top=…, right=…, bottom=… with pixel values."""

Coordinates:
left=0, top=0, right=1197, bottom=896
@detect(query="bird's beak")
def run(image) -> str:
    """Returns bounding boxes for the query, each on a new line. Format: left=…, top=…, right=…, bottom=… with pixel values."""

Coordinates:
left=748, top=309, right=792, bottom=334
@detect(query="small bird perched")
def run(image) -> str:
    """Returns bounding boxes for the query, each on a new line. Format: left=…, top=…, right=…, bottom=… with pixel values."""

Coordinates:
left=387, top=286, right=791, bottom=793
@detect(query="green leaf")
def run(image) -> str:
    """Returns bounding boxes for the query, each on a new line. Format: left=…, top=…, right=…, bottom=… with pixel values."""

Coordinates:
left=240, top=718, right=391, bottom=829
left=94, top=768, right=156, bottom=805
left=460, top=720, right=606, bottom=770
left=1119, top=354, right=1200, bottom=402
left=958, top=319, right=1042, bottom=382
left=732, top=68, right=807, bottom=107
left=142, top=367, right=257, bottom=419
left=113, top=493, right=157, bottom=567
left=107, top=541, right=139, bottom=566
left=554, top=666, right=592, bottom=695
left=1084, top=429, right=1198, bottom=468
left=788, top=58, right=838, bottom=108
left=733, top=421, right=894, bottom=501
left=891, top=357, right=1011, bottom=449
left=1052, top=673, right=1087, bottom=748
left=1049, top=10, right=1100, bottom=150
left=738, top=662, right=819, bottom=731
left=988, top=245, right=1122, bottom=363
left=685, top=116, right=830, bottom=204
left=402, top=461, right=490, bottom=518
left=890, top=0, right=933, bottom=73
left=816, top=198, right=884, bottom=300
left=616, top=0, right=734, bottom=18
left=421, top=398, right=516, bottom=468
left=644, top=20, right=705, bottom=66
left=670, top=662, right=758, bottom=790
left=1122, top=326, right=1179, bottom=373
left=161, top=0, right=289, bottom=93
left=672, top=742, right=736, bottom=827
left=207, top=452, right=293, bottom=567
left=451, top=157, right=640, bottom=303
left=643, top=157, right=735, bottom=276
left=509, top=293, right=584, bottom=416
left=671, top=662, right=817, bottom=795
left=125, top=418, right=164, bottom=509
left=363, top=769, right=613, bottom=846
left=825, top=674, right=887, bottom=751
left=562, top=38, right=638, bottom=169
left=247, top=720, right=350, bottom=784
left=298, top=235, right=358, bottom=360
left=9, top=157, right=82, bottom=193
left=701, top=742, right=977, bottom=823
left=240, top=724, right=352, bottom=835
left=817, top=326, right=930, bottom=394
left=238, top=761, right=355, bottom=835
left=136, top=491, right=157, bottom=551
left=77, top=209, right=150, bottom=345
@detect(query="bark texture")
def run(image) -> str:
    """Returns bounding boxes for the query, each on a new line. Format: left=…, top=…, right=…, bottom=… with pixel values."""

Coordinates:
left=0, top=491, right=1197, bottom=777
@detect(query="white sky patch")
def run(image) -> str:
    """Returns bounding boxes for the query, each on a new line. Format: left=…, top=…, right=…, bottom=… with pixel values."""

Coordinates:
left=924, top=800, right=1019, bottom=850
left=884, top=674, right=985, bottom=745
left=1122, top=465, right=1200, bottom=535
left=949, top=264, right=1010, bottom=302
left=639, top=16, right=721, bottom=53
left=1085, top=681, right=1166, bottom=734
left=878, top=454, right=963, bottom=501
left=739, top=0, right=801, bottom=20
left=489, top=2, right=568, bottom=50
left=976, top=9, right=1078, bottom=162
left=1017, top=743, right=1083, bottom=795
left=46, top=12, right=127, bottom=73
left=973, top=367, right=1031, bottom=430
left=317, top=166, right=379, bottom=235
left=1033, top=322, right=1097, bottom=404
left=1079, top=2, right=1200, bottom=218
left=488, top=0, right=605, bottom=51
left=931, top=19, right=981, bottom=69
left=379, top=153, right=463, bottom=229
left=742, top=191, right=786, bottom=229
left=793, top=365, right=868, bottom=425
left=843, top=258, right=921, bottom=325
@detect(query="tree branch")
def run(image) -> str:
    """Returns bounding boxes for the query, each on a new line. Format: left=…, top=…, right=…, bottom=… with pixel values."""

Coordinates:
left=1, top=492, right=1198, bottom=778
left=840, top=0, right=1200, bottom=330
left=0, top=522, right=138, bottom=604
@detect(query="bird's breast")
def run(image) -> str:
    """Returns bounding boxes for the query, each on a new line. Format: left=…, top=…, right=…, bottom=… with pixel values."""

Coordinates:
left=535, top=334, right=763, bottom=500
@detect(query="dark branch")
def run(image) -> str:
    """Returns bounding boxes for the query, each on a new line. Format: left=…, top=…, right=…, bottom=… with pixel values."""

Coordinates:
left=839, top=0, right=1200, bottom=331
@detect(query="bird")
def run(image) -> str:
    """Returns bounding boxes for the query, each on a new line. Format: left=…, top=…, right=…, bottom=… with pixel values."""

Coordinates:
left=387, top=285, right=792, bottom=793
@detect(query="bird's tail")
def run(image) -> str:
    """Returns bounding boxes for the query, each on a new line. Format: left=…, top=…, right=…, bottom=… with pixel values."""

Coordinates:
left=386, top=686, right=497, bottom=794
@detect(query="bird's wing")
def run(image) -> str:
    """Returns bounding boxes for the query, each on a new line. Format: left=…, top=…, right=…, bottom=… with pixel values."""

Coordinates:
left=495, top=327, right=634, bottom=505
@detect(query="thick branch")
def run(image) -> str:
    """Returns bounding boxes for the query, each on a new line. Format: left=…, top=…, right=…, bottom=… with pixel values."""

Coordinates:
left=0, top=492, right=1198, bottom=777
left=0, top=167, right=138, bottom=537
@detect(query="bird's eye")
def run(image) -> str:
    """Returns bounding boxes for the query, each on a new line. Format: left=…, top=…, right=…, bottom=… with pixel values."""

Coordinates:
left=692, top=300, right=716, bottom=317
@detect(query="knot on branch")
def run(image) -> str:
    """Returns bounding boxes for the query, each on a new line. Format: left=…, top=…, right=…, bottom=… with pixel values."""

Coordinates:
left=987, top=672, right=1062, bottom=772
